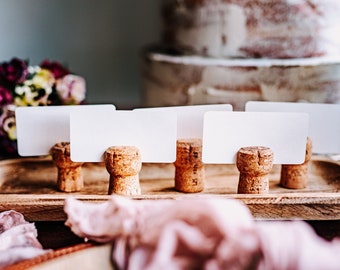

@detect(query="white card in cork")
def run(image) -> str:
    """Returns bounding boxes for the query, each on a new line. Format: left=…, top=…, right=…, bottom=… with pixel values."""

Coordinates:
left=16, top=105, right=115, bottom=157
left=70, top=110, right=177, bottom=163
left=202, top=111, right=309, bottom=164
left=134, top=104, right=232, bottom=139
left=246, top=101, right=340, bottom=154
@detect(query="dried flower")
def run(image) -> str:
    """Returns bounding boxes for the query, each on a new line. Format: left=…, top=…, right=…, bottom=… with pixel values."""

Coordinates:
left=0, top=57, right=86, bottom=157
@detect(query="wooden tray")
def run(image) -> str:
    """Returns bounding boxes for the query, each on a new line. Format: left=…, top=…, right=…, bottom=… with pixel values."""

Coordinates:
left=0, top=156, right=339, bottom=221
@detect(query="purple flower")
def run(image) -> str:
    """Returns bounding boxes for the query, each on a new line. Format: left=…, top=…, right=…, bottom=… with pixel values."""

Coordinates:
left=0, top=58, right=28, bottom=85
left=0, top=85, right=13, bottom=106
left=40, top=60, right=70, bottom=79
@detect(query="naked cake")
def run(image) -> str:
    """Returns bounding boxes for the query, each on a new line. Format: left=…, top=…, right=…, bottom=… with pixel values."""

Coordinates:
left=141, top=0, right=340, bottom=110
left=161, top=0, right=340, bottom=58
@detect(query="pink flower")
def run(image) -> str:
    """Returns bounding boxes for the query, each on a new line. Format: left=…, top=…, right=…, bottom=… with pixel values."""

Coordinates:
left=40, top=60, right=70, bottom=79
left=56, top=74, right=86, bottom=105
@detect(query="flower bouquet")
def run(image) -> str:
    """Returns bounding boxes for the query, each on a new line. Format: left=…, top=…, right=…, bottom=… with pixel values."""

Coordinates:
left=0, top=58, right=86, bottom=158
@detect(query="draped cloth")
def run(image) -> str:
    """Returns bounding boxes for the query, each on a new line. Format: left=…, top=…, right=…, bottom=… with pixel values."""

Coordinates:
left=0, top=210, right=48, bottom=268
left=64, top=196, right=340, bottom=270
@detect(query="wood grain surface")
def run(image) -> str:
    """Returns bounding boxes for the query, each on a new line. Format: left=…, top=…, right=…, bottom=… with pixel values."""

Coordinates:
left=0, top=156, right=339, bottom=221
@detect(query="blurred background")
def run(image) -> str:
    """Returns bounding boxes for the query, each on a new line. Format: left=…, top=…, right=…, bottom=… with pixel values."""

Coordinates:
left=0, top=0, right=160, bottom=108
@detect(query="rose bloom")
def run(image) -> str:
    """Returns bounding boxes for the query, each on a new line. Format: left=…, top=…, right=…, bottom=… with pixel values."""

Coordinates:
left=0, top=86, right=13, bottom=106
left=40, top=60, right=70, bottom=79
left=0, top=58, right=28, bottom=84
left=56, top=74, right=86, bottom=105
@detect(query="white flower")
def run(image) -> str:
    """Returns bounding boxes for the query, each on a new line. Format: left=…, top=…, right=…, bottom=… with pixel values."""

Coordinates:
left=14, top=84, right=52, bottom=106
left=28, top=65, right=41, bottom=74
left=29, top=68, right=55, bottom=89
left=14, top=85, right=29, bottom=96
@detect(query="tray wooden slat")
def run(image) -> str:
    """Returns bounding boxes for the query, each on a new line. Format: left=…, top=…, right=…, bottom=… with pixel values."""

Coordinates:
left=0, top=157, right=339, bottom=221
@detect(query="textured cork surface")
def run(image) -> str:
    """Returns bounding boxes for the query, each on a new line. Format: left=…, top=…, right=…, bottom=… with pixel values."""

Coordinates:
left=174, top=139, right=204, bottom=193
left=50, top=142, right=84, bottom=192
left=105, top=146, right=142, bottom=196
left=280, top=137, right=313, bottom=189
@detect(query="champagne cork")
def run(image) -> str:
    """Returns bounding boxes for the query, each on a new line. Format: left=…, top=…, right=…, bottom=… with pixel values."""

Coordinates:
left=280, top=137, right=313, bottom=189
left=104, top=146, right=142, bottom=196
left=237, top=146, right=274, bottom=194
left=51, top=142, right=84, bottom=192
left=174, top=139, right=204, bottom=193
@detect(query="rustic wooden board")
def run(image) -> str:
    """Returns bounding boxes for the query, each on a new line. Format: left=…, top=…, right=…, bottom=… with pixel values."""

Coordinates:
left=0, top=157, right=339, bottom=221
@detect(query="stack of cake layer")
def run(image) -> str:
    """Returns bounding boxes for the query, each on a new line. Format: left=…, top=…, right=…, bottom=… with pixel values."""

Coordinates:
left=141, top=0, right=340, bottom=110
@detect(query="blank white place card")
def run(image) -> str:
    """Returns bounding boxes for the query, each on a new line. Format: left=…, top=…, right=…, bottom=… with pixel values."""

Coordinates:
left=134, top=104, right=233, bottom=139
left=246, top=101, right=340, bottom=154
left=16, top=104, right=115, bottom=156
left=70, top=110, right=177, bottom=163
left=202, top=111, right=309, bottom=164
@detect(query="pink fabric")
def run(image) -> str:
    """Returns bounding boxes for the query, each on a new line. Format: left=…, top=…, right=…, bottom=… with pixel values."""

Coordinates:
left=256, top=221, right=340, bottom=270
left=64, top=196, right=340, bottom=270
left=0, top=210, right=48, bottom=268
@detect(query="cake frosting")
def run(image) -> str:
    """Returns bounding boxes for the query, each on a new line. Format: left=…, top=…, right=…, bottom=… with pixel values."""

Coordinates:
left=162, top=0, right=340, bottom=58
left=141, top=48, right=340, bottom=110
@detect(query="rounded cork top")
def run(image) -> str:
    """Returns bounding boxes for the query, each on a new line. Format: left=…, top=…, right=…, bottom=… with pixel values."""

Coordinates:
left=51, top=142, right=71, bottom=156
left=236, top=146, right=274, bottom=175
left=105, top=146, right=140, bottom=157
left=175, top=138, right=203, bottom=167
left=104, top=146, right=142, bottom=176
left=50, top=142, right=83, bottom=167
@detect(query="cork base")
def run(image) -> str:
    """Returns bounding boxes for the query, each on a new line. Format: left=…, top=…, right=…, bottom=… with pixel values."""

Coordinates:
left=105, top=146, right=142, bottom=196
left=236, top=146, right=273, bottom=194
left=174, top=138, right=204, bottom=193
left=174, top=165, right=205, bottom=193
left=51, top=142, right=84, bottom=193
left=108, top=175, right=141, bottom=196
left=57, top=167, right=84, bottom=192
left=237, top=174, right=269, bottom=194
left=280, top=163, right=309, bottom=189
left=280, top=137, right=312, bottom=189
